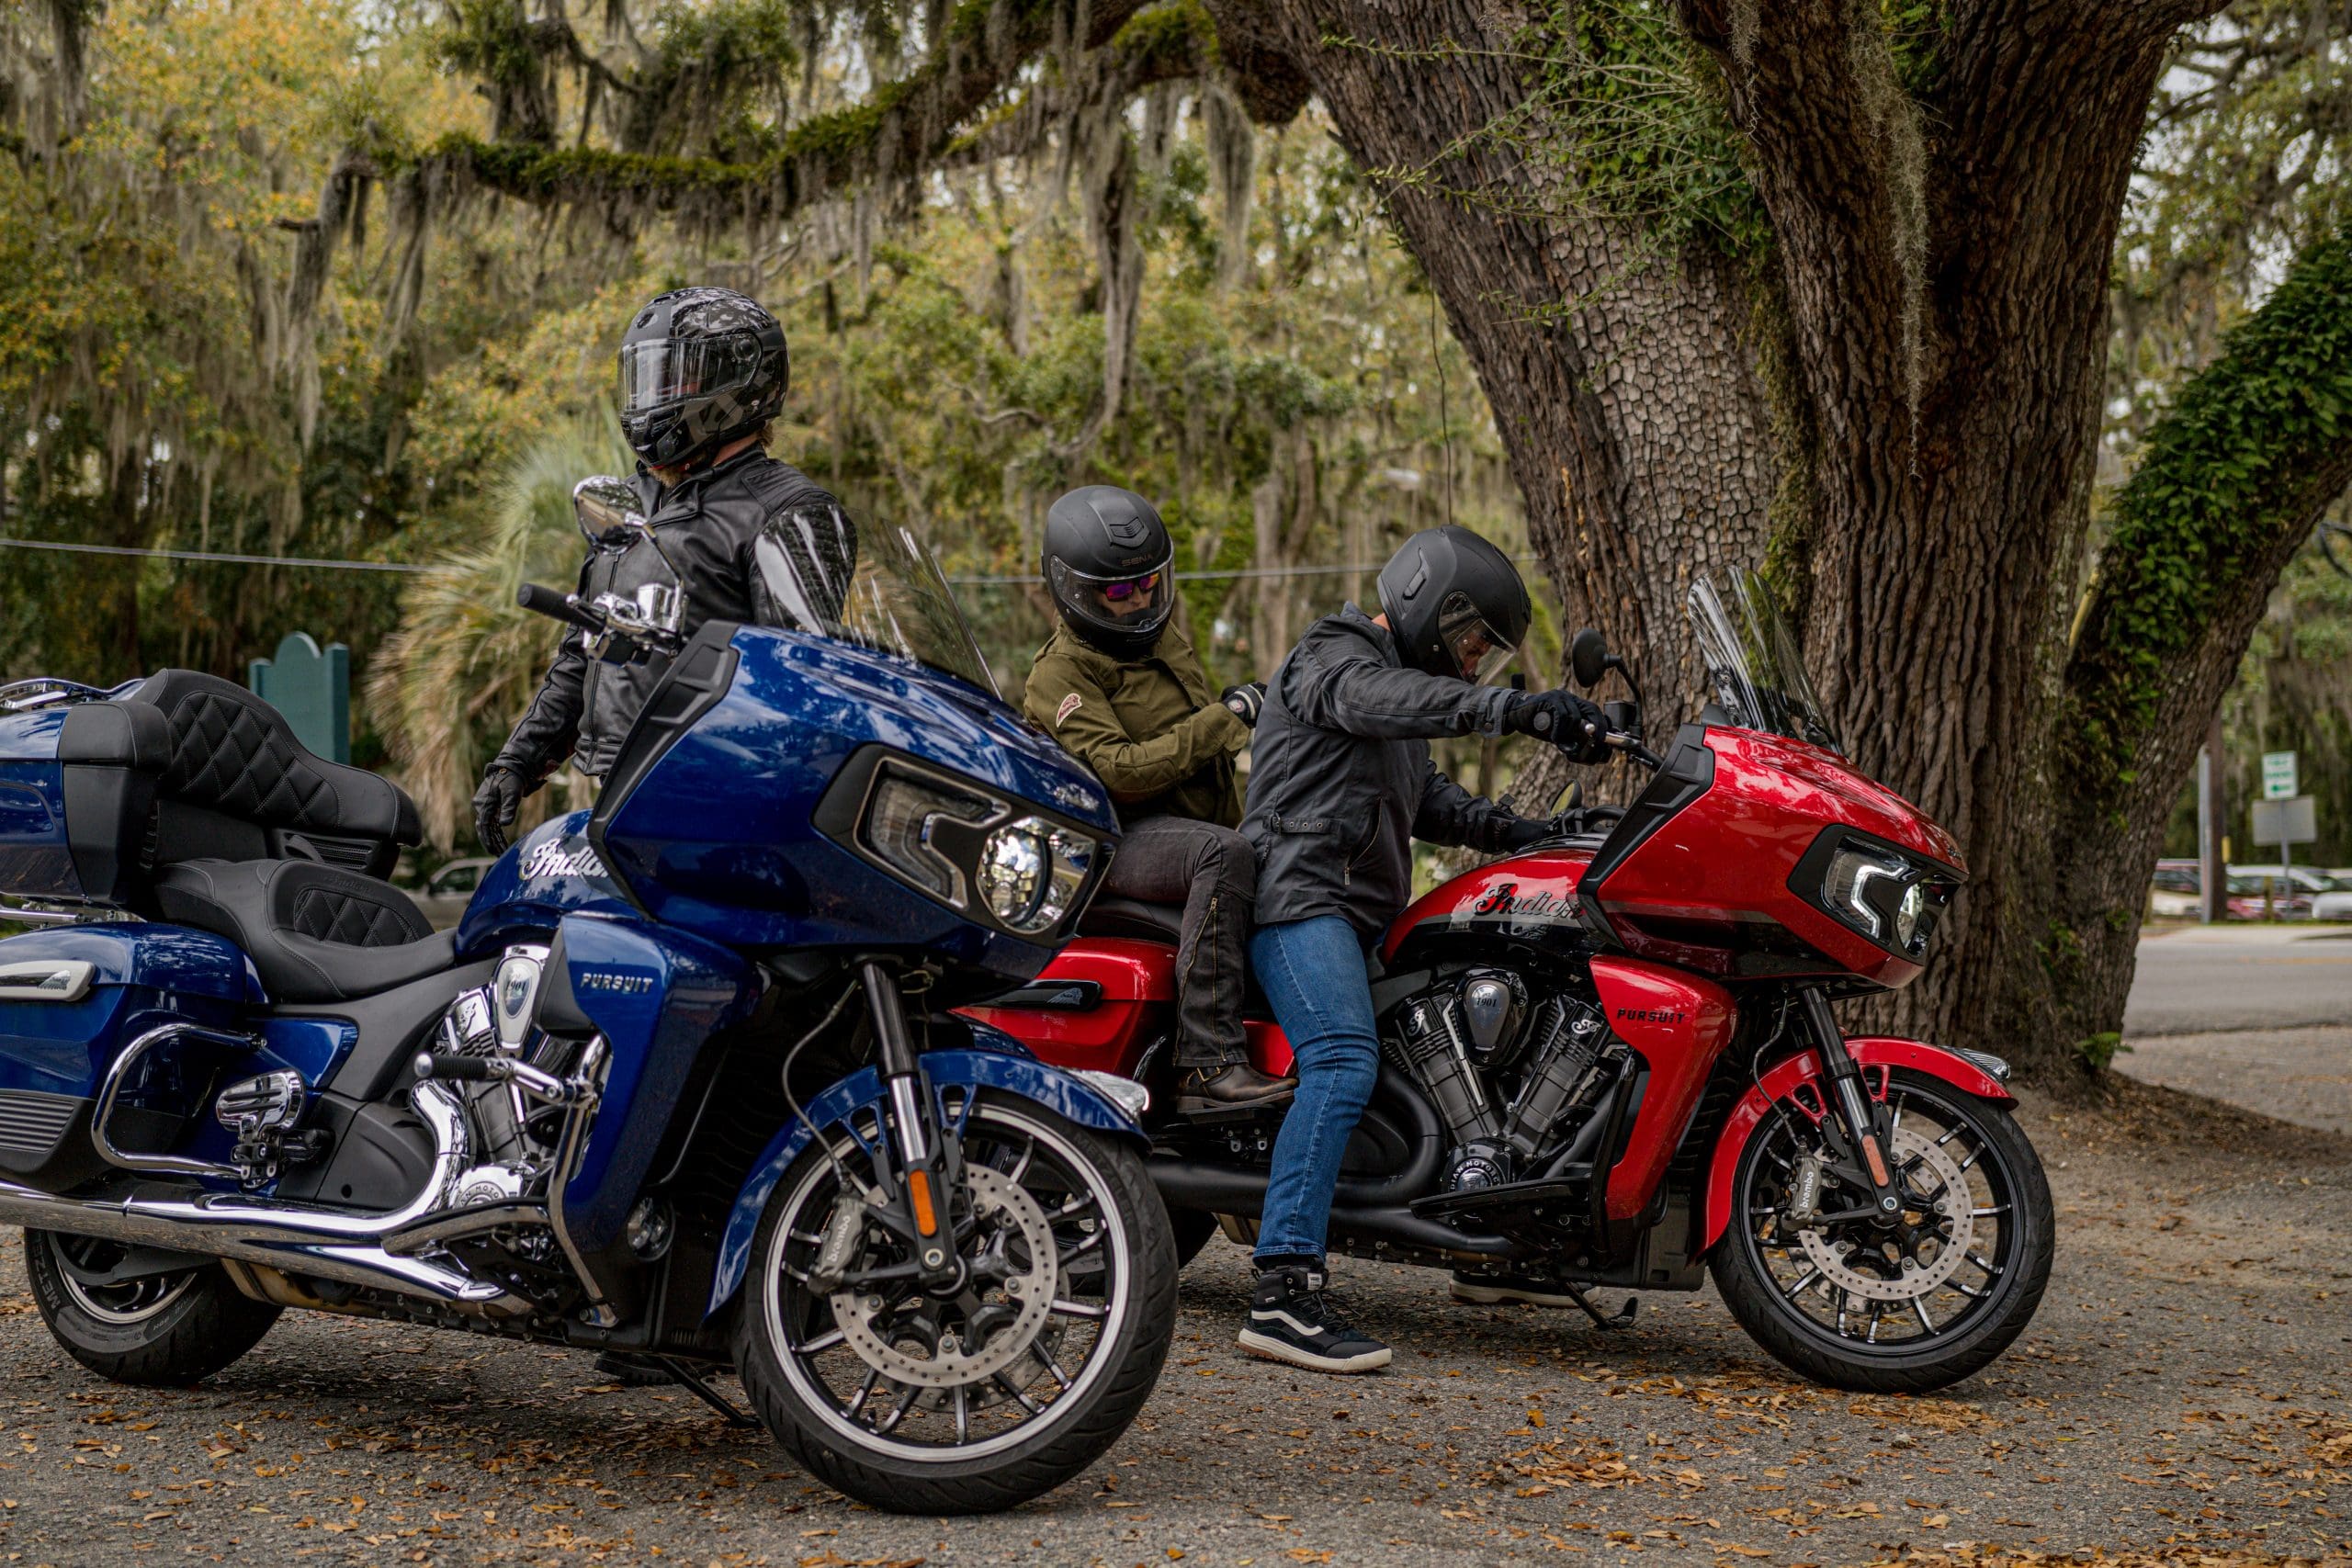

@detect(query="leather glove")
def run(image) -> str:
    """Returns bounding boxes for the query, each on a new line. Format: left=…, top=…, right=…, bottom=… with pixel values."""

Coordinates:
left=1495, top=815, right=1553, bottom=852
left=472, top=764, right=527, bottom=855
left=1221, top=681, right=1268, bottom=728
left=1504, top=689, right=1610, bottom=763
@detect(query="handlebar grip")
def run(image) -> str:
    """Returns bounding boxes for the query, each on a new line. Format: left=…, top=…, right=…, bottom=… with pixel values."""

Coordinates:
left=413, top=1050, right=501, bottom=1083
left=517, top=583, right=605, bottom=634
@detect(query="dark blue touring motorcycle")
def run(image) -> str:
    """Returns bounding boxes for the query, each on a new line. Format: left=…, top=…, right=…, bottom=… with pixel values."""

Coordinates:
left=0, top=484, right=1174, bottom=1514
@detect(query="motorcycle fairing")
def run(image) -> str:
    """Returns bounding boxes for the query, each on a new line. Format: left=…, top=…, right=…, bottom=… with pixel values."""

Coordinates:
left=550, top=912, right=758, bottom=1253
left=1698, top=1035, right=2015, bottom=1248
left=585, top=626, right=1116, bottom=971
left=957, top=938, right=1173, bottom=1072
left=704, top=1025, right=1147, bottom=1318
left=1591, top=957, right=1736, bottom=1222
left=1583, top=726, right=1964, bottom=987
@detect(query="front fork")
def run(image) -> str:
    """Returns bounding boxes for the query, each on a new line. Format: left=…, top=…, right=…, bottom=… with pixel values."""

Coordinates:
left=1796, top=987, right=1905, bottom=1224
left=861, top=961, right=964, bottom=1287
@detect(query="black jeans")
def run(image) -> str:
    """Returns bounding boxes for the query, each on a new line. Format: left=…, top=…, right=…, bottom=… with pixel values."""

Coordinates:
left=1105, top=815, right=1257, bottom=1067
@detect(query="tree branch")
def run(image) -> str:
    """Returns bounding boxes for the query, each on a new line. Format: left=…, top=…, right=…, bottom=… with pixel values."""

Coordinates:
left=2065, top=218, right=2352, bottom=818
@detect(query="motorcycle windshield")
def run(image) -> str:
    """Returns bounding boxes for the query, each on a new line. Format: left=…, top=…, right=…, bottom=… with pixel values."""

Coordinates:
left=1685, top=569, right=1839, bottom=750
left=752, top=505, right=999, bottom=696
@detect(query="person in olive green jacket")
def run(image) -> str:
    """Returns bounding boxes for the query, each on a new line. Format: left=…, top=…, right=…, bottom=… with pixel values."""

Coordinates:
left=1023, top=486, right=1295, bottom=1115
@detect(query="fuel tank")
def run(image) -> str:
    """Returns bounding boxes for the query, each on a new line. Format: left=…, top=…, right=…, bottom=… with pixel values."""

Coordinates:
left=1379, top=843, right=1600, bottom=968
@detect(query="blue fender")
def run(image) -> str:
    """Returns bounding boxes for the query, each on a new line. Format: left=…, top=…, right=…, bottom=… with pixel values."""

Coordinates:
left=705, top=1028, right=1145, bottom=1319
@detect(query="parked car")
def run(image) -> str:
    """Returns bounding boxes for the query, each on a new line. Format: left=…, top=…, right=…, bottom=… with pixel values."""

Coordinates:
left=413, top=856, right=493, bottom=930
left=2310, top=871, right=2352, bottom=922
left=2150, top=859, right=2201, bottom=917
left=2226, top=869, right=2312, bottom=920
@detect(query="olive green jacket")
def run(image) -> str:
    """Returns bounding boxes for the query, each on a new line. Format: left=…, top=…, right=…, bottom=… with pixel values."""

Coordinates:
left=1023, top=621, right=1248, bottom=829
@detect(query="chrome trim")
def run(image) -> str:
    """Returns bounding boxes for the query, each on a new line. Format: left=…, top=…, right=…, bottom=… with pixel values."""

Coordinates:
left=1951, top=1046, right=2014, bottom=1084
left=383, top=1201, right=550, bottom=1256
left=0, top=899, right=91, bottom=927
left=0, top=959, right=96, bottom=1001
left=0, top=1077, right=532, bottom=1311
left=94, top=1023, right=255, bottom=1179
left=1069, top=1068, right=1149, bottom=1122
left=546, top=1035, right=616, bottom=1326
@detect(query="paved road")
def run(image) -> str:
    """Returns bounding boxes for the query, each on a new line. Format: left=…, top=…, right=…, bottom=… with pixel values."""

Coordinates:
left=0, top=1090, right=2343, bottom=1567
left=2123, top=926, right=2352, bottom=1036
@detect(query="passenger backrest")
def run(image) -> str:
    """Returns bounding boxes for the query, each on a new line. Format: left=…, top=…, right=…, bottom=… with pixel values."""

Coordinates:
left=55, top=671, right=420, bottom=908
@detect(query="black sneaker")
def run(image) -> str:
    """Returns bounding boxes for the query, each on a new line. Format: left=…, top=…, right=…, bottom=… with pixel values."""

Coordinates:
left=1238, top=1264, right=1391, bottom=1373
left=1450, top=1269, right=1577, bottom=1307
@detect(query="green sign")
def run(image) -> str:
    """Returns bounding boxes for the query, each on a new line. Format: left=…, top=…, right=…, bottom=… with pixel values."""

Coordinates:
left=2262, top=750, right=2299, bottom=802
left=248, top=632, right=350, bottom=763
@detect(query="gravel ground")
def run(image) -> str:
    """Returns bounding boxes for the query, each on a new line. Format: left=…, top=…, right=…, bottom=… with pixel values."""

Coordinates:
left=0, top=1081, right=2344, bottom=1568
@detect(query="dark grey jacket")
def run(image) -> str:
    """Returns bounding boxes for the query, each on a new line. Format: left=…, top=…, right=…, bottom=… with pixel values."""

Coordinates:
left=494, top=449, right=837, bottom=782
left=1241, top=605, right=1524, bottom=937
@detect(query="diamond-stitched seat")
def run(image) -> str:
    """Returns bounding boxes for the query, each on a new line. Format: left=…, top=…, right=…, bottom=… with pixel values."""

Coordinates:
left=153, top=859, right=456, bottom=1003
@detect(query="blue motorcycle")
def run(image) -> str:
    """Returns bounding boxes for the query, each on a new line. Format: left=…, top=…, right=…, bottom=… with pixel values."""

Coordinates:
left=0, top=484, right=1175, bottom=1514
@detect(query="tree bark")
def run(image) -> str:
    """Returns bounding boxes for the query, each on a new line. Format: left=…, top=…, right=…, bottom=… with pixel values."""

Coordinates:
left=1211, top=0, right=2352, bottom=1081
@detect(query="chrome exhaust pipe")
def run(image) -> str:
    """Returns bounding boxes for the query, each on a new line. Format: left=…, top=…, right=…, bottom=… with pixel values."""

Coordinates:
left=0, top=1082, right=521, bottom=1310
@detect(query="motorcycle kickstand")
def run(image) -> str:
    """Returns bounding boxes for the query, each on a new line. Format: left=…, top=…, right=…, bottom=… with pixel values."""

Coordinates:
left=1563, top=1284, right=1639, bottom=1333
left=650, top=1356, right=760, bottom=1427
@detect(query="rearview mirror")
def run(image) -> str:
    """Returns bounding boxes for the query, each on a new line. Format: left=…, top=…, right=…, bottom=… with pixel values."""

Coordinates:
left=1570, top=628, right=1611, bottom=690
left=572, top=475, right=642, bottom=547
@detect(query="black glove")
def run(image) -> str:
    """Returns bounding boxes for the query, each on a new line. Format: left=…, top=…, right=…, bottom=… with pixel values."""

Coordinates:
left=1495, top=815, right=1553, bottom=852
left=472, top=764, right=527, bottom=855
left=1504, top=689, right=1610, bottom=762
left=1221, top=681, right=1268, bottom=728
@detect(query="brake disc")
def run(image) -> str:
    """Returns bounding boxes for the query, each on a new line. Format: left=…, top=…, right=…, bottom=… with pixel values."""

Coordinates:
left=1796, top=1123, right=1975, bottom=1303
left=829, top=1165, right=1060, bottom=1389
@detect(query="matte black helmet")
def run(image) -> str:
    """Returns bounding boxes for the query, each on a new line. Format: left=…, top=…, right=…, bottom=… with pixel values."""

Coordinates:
left=617, top=287, right=788, bottom=469
left=1044, top=486, right=1176, bottom=658
left=1376, top=525, right=1531, bottom=683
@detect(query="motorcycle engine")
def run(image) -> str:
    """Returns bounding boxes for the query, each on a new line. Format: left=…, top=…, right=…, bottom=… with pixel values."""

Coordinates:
left=1387, top=968, right=1611, bottom=1192
left=435, top=944, right=559, bottom=1204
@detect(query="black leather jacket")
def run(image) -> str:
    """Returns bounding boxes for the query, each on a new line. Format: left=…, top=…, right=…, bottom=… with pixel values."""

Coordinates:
left=493, top=449, right=838, bottom=783
left=1241, top=605, right=1524, bottom=938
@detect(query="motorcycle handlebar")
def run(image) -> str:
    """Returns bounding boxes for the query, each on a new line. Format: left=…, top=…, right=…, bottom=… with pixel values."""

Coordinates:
left=517, top=583, right=606, bottom=634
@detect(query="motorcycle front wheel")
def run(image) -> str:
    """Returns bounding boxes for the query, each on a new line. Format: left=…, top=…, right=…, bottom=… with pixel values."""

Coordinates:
left=1712, top=1066, right=2054, bottom=1393
left=735, top=1089, right=1176, bottom=1514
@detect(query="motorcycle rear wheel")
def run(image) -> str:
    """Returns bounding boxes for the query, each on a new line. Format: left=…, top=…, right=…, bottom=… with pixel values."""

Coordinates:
left=1712, top=1067, right=2053, bottom=1393
left=24, top=1230, right=281, bottom=1386
left=735, top=1092, right=1176, bottom=1514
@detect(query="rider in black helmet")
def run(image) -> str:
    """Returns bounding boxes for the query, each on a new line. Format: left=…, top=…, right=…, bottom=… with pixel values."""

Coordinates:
left=1023, top=486, right=1295, bottom=1115
left=472, top=286, right=844, bottom=853
left=1232, top=524, right=1611, bottom=1375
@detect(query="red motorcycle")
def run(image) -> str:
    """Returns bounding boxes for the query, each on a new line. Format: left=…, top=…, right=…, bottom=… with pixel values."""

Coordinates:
left=969, top=570, right=2052, bottom=1392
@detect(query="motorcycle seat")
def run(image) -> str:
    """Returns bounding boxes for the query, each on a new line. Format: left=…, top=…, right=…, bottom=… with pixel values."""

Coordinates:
left=153, top=858, right=456, bottom=1004
left=1074, top=895, right=1185, bottom=945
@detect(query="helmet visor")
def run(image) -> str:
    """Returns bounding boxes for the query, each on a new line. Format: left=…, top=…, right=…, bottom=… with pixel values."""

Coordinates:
left=1048, top=553, right=1176, bottom=641
left=617, top=332, right=761, bottom=416
left=1436, top=589, right=1520, bottom=684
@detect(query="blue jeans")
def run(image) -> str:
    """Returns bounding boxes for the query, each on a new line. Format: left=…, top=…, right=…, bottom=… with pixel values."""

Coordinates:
left=1250, top=916, right=1381, bottom=1264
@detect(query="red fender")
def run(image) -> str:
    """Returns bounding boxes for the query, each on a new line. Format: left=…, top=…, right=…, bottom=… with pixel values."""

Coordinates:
left=1699, top=1037, right=2014, bottom=1251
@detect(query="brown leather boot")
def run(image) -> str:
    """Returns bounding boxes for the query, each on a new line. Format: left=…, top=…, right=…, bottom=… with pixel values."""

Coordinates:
left=1175, top=1062, right=1297, bottom=1116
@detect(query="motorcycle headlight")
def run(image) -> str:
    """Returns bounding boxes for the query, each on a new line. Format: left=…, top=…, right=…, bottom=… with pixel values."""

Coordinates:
left=978, top=816, right=1097, bottom=934
left=841, top=758, right=1110, bottom=942
left=1806, top=834, right=1957, bottom=959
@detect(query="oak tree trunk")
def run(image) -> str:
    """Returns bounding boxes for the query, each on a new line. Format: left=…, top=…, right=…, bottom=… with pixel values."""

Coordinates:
left=1210, top=0, right=2345, bottom=1082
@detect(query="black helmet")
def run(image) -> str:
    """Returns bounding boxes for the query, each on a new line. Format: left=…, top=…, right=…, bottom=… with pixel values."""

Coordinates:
left=1376, top=525, right=1531, bottom=683
left=617, top=287, right=788, bottom=468
left=1043, top=486, right=1176, bottom=657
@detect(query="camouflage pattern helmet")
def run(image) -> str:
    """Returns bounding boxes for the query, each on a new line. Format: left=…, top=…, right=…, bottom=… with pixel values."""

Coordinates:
left=616, top=287, right=789, bottom=468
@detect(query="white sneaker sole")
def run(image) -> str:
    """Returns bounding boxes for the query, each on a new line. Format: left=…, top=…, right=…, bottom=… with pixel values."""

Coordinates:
left=1236, top=1327, right=1392, bottom=1373
left=1450, top=1281, right=1577, bottom=1308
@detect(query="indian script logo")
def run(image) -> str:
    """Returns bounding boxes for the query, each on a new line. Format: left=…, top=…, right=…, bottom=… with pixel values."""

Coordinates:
left=521, top=840, right=609, bottom=882
left=1469, top=881, right=1579, bottom=922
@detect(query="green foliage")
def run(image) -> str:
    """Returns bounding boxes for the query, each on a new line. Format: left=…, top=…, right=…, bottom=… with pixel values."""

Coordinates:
left=2068, top=219, right=2352, bottom=803
left=1520, top=0, right=1771, bottom=260
left=2073, top=1031, right=2127, bottom=1073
